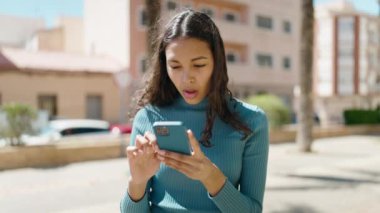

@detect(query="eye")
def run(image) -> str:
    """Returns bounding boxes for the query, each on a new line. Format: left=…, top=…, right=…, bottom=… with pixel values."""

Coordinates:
left=194, top=64, right=206, bottom=68
left=170, top=65, right=181, bottom=70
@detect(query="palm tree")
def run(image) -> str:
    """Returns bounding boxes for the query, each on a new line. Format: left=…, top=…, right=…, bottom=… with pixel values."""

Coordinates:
left=145, top=0, right=161, bottom=59
left=296, top=0, right=314, bottom=152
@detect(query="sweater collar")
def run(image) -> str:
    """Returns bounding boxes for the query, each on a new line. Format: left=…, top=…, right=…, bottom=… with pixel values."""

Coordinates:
left=174, top=97, right=209, bottom=111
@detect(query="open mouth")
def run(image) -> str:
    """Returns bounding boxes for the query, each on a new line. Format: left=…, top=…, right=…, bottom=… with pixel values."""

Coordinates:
left=183, top=89, right=198, bottom=99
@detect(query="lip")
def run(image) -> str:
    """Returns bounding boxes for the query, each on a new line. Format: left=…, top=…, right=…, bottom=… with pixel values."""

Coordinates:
left=183, top=89, right=198, bottom=99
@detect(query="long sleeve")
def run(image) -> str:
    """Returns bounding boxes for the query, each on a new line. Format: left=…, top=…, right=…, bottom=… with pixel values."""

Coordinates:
left=120, top=109, right=152, bottom=213
left=210, top=111, right=269, bottom=212
left=120, top=187, right=150, bottom=213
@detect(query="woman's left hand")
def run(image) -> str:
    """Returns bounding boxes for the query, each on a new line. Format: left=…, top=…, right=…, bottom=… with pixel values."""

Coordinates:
left=156, top=130, right=226, bottom=196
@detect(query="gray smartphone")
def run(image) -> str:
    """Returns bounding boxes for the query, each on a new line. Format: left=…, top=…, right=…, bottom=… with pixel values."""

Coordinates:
left=153, top=121, right=192, bottom=155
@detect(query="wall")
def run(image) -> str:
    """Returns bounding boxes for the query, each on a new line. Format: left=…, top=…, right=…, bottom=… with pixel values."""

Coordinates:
left=0, top=71, right=120, bottom=123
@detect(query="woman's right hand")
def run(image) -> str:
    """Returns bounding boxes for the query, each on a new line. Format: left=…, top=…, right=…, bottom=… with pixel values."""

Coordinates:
left=126, top=131, right=160, bottom=185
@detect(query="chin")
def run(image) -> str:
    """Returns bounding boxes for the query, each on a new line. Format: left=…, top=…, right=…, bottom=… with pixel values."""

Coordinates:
left=182, top=96, right=203, bottom=105
left=184, top=99, right=201, bottom=105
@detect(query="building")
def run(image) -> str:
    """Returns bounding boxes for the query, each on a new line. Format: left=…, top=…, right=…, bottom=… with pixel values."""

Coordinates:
left=26, top=17, right=84, bottom=54
left=0, top=14, right=44, bottom=48
left=84, top=0, right=302, bottom=107
left=314, top=0, right=380, bottom=125
left=84, top=0, right=129, bottom=68
left=0, top=48, right=123, bottom=123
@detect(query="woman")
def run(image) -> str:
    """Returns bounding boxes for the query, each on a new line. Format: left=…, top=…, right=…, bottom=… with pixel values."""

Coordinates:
left=121, top=9, right=269, bottom=213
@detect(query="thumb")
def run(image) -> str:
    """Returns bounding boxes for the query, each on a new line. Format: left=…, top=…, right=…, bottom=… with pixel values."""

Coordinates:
left=187, top=129, right=201, bottom=154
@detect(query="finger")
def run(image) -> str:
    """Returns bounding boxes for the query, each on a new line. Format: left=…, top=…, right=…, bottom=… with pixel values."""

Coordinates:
left=187, top=130, right=201, bottom=154
left=136, top=148, right=144, bottom=156
left=157, top=150, right=192, bottom=165
left=161, top=156, right=195, bottom=173
left=144, top=143, right=155, bottom=155
left=135, top=134, right=149, bottom=148
left=144, top=132, right=158, bottom=153
left=151, top=141, right=160, bottom=152
left=126, top=146, right=138, bottom=158
left=144, top=131, right=157, bottom=144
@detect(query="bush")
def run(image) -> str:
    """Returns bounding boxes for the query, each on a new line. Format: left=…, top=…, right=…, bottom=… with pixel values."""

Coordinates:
left=246, top=94, right=291, bottom=128
left=343, top=109, right=380, bottom=125
left=0, top=103, right=37, bottom=146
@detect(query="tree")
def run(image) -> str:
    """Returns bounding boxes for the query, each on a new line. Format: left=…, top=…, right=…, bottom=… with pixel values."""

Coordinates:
left=145, top=0, right=161, bottom=60
left=297, top=0, right=314, bottom=152
left=246, top=94, right=291, bottom=129
left=0, top=103, right=37, bottom=146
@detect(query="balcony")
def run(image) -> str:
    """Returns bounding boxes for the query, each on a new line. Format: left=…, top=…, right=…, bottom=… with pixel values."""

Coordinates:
left=227, top=64, right=297, bottom=87
left=215, top=20, right=253, bottom=44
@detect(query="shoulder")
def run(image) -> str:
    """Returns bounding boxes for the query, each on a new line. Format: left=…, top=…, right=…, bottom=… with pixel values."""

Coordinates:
left=133, top=105, right=165, bottom=124
left=231, top=98, right=268, bottom=130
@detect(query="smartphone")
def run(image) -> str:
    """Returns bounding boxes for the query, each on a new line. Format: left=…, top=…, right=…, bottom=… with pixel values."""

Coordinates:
left=153, top=121, right=192, bottom=155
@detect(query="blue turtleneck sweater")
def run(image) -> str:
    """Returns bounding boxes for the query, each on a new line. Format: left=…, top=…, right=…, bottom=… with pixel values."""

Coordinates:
left=120, top=97, right=269, bottom=212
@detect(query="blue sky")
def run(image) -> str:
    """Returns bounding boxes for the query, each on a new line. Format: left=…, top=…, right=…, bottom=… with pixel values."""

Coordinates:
left=0, top=0, right=378, bottom=27
left=315, top=0, right=378, bottom=14
left=0, top=0, right=83, bottom=26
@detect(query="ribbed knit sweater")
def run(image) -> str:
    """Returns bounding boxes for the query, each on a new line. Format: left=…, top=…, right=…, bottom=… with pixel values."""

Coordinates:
left=120, top=97, right=269, bottom=213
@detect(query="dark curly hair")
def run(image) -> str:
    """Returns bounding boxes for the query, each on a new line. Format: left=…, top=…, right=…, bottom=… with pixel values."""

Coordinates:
left=135, top=9, right=251, bottom=147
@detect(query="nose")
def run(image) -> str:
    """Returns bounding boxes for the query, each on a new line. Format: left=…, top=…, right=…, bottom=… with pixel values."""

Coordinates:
left=182, top=70, right=195, bottom=84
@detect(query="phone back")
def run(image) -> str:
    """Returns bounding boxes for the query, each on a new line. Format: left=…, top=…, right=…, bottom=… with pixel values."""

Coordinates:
left=153, top=121, right=191, bottom=155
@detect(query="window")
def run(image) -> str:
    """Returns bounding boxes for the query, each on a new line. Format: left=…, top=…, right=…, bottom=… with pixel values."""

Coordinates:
left=256, top=16, right=273, bottom=29
left=283, top=57, right=291, bottom=70
left=86, top=95, right=103, bottom=120
left=224, top=12, right=237, bottom=22
left=139, top=8, right=148, bottom=26
left=256, top=54, right=273, bottom=68
left=167, top=0, right=177, bottom=11
left=226, top=52, right=237, bottom=63
left=38, top=95, right=57, bottom=119
left=200, top=7, right=215, bottom=18
left=283, top=20, right=291, bottom=33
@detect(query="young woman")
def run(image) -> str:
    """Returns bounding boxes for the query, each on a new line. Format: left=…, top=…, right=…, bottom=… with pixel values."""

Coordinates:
left=121, top=9, right=269, bottom=213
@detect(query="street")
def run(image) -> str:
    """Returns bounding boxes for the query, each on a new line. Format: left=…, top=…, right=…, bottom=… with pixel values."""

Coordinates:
left=0, top=135, right=379, bottom=213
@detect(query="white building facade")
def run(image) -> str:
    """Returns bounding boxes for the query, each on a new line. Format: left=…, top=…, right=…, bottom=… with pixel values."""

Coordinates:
left=314, top=1, right=380, bottom=125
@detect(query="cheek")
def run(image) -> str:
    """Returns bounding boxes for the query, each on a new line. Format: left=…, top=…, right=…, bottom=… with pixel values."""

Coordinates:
left=167, top=71, right=180, bottom=87
left=204, top=69, right=214, bottom=88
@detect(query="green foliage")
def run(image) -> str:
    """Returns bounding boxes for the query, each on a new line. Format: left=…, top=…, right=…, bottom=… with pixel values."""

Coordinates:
left=0, top=103, right=37, bottom=146
left=246, top=94, right=291, bottom=128
left=343, top=109, right=380, bottom=125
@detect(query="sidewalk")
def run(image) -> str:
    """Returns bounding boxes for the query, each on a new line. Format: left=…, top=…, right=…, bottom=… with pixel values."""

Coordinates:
left=264, top=135, right=380, bottom=213
left=0, top=135, right=379, bottom=212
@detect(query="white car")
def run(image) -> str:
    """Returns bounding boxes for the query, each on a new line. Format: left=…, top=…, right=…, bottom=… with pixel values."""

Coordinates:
left=21, top=119, right=118, bottom=145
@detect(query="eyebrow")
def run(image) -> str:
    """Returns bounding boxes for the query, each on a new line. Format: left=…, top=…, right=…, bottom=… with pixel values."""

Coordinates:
left=168, top=56, right=208, bottom=63
left=191, top=56, right=208, bottom=61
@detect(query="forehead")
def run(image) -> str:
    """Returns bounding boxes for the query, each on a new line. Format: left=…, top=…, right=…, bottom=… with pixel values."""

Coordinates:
left=165, top=37, right=212, bottom=60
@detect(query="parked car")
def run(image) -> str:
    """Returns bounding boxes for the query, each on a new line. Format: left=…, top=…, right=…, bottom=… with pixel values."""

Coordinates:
left=21, top=119, right=118, bottom=145
left=110, top=123, right=132, bottom=134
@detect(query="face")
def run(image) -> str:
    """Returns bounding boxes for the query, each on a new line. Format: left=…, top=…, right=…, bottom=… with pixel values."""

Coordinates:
left=165, top=37, right=214, bottom=105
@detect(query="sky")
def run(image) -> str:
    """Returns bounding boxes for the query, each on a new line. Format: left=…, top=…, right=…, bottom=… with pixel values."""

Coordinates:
left=0, top=0, right=378, bottom=27
left=315, top=0, right=378, bottom=14
left=0, top=0, right=83, bottom=26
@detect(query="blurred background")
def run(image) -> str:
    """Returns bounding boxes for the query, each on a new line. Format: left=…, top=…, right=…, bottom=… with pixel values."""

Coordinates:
left=0, top=0, right=379, bottom=212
